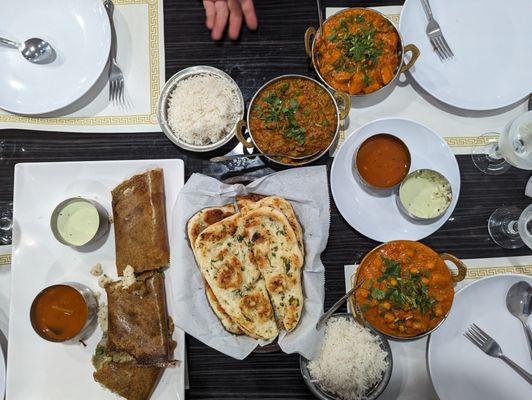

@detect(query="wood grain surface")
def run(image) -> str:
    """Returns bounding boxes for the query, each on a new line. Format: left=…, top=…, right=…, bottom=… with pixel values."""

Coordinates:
left=0, top=1, right=530, bottom=399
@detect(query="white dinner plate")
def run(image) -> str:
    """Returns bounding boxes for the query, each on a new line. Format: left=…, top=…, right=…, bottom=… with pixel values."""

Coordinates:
left=400, top=0, right=532, bottom=111
left=330, top=118, right=460, bottom=242
left=428, top=274, right=532, bottom=400
left=0, top=0, right=111, bottom=114
left=8, top=159, right=185, bottom=400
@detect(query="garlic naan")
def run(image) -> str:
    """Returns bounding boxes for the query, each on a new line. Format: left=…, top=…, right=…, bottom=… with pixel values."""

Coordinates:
left=241, top=207, right=304, bottom=331
left=187, top=205, right=243, bottom=335
left=194, top=214, right=279, bottom=340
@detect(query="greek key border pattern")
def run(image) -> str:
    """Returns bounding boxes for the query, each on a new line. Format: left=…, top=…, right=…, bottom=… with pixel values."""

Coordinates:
left=0, top=253, right=10, bottom=266
left=0, top=0, right=160, bottom=126
left=465, top=265, right=532, bottom=280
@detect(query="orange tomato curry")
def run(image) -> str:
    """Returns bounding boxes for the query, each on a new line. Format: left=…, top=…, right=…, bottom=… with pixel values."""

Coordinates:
left=31, top=284, right=88, bottom=341
left=249, top=77, right=337, bottom=162
left=355, top=241, right=454, bottom=338
left=316, top=9, right=400, bottom=95
left=356, top=134, right=410, bottom=188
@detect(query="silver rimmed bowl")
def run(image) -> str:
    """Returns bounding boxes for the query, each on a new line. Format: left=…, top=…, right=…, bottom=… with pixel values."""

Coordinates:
left=300, top=313, right=393, bottom=400
left=157, top=66, right=245, bottom=152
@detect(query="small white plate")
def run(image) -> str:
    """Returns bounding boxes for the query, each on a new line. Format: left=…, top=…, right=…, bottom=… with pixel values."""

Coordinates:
left=400, top=0, right=532, bottom=111
left=8, top=159, right=185, bottom=400
left=428, top=274, right=532, bottom=400
left=330, top=118, right=460, bottom=242
left=0, top=0, right=111, bottom=115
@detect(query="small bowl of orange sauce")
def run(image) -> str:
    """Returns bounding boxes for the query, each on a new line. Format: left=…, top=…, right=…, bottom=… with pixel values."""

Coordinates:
left=354, top=134, right=411, bottom=191
left=30, top=283, right=98, bottom=343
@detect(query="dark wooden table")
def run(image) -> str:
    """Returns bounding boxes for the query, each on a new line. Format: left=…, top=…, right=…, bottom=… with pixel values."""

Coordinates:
left=0, top=0, right=530, bottom=398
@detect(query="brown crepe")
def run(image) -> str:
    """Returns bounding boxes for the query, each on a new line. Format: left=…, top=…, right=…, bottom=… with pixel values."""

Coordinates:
left=93, top=361, right=161, bottom=400
left=112, top=168, right=169, bottom=275
left=106, top=271, right=171, bottom=365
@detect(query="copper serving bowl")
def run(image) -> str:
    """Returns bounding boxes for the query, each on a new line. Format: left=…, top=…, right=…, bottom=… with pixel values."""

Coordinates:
left=234, top=74, right=350, bottom=167
left=349, top=240, right=467, bottom=341
left=305, top=8, right=420, bottom=98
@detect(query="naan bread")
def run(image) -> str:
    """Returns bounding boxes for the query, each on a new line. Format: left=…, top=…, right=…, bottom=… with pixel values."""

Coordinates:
left=187, top=205, right=243, bottom=335
left=240, top=207, right=304, bottom=331
left=194, top=213, right=279, bottom=340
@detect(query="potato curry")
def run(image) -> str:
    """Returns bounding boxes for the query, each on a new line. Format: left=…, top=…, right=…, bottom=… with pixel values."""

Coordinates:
left=355, top=241, right=454, bottom=338
left=316, top=9, right=401, bottom=95
left=249, top=77, right=337, bottom=161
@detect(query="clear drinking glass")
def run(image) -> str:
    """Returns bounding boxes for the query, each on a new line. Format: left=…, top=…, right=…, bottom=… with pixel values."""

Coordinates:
left=0, top=202, right=13, bottom=245
left=488, top=204, right=532, bottom=249
left=472, top=110, right=532, bottom=175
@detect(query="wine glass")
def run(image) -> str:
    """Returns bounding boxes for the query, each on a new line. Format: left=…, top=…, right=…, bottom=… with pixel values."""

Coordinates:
left=0, top=202, right=13, bottom=245
left=472, top=110, right=532, bottom=175
left=488, top=204, right=532, bottom=249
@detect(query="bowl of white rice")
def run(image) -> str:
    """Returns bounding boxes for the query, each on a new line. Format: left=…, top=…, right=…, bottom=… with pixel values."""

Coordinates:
left=300, top=313, right=392, bottom=400
left=157, top=66, right=244, bottom=152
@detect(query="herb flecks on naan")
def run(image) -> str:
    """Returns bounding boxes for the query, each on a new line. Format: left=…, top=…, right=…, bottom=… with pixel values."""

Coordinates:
left=186, top=204, right=244, bottom=335
left=194, top=213, right=279, bottom=340
left=241, top=207, right=304, bottom=331
left=239, top=196, right=304, bottom=254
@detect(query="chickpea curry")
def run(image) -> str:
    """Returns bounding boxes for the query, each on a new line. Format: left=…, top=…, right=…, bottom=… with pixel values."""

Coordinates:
left=316, top=9, right=401, bottom=95
left=249, top=77, right=337, bottom=162
left=355, top=241, right=454, bottom=338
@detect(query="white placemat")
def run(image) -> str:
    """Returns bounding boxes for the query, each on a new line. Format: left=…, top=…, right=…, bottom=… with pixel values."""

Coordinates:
left=327, top=6, right=528, bottom=155
left=0, top=0, right=165, bottom=133
left=344, top=255, right=532, bottom=400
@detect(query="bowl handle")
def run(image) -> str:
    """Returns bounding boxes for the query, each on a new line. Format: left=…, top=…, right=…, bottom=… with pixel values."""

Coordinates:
left=333, top=91, right=351, bottom=120
left=439, top=253, right=467, bottom=283
left=400, top=44, right=420, bottom=73
left=235, top=120, right=254, bottom=149
left=304, top=27, right=316, bottom=58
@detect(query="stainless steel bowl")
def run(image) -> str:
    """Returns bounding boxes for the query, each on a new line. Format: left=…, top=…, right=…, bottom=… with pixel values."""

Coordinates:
left=305, top=8, right=420, bottom=98
left=352, top=133, right=411, bottom=192
left=396, top=169, right=453, bottom=222
left=235, top=74, right=350, bottom=167
left=349, top=241, right=467, bottom=341
left=300, top=313, right=393, bottom=400
left=157, top=66, right=245, bottom=152
left=30, top=282, right=98, bottom=344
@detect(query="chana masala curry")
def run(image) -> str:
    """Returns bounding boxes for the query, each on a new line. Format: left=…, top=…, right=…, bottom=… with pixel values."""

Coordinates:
left=355, top=241, right=454, bottom=338
left=316, top=9, right=401, bottom=95
left=249, top=77, right=337, bottom=162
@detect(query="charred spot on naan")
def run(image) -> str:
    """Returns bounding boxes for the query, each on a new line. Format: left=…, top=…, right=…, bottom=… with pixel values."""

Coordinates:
left=215, top=257, right=243, bottom=289
left=240, top=291, right=274, bottom=322
left=267, top=274, right=287, bottom=293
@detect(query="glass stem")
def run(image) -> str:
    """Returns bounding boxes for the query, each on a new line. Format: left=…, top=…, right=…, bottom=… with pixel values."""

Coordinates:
left=504, top=219, right=519, bottom=236
left=489, top=143, right=504, bottom=160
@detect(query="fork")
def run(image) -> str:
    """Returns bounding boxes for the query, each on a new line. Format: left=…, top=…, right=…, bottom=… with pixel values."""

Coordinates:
left=420, top=0, right=454, bottom=60
left=464, top=323, right=532, bottom=384
left=104, top=0, right=124, bottom=105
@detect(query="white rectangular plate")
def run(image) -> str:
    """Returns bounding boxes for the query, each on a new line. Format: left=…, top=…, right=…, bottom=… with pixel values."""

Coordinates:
left=7, top=159, right=185, bottom=400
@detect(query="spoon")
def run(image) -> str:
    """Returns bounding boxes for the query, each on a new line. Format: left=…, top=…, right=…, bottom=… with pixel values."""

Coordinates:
left=0, top=36, right=54, bottom=64
left=506, top=281, right=532, bottom=359
left=210, top=150, right=321, bottom=163
left=316, top=277, right=366, bottom=331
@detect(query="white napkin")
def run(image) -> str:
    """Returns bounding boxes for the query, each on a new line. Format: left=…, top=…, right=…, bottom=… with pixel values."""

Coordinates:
left=170, top=166, right=329, bottom=360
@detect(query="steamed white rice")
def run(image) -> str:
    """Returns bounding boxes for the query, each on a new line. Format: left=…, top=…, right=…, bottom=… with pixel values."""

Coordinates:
left=167, top=73, right=241, bottom=146
left=308, top=317, right=389, bottom=400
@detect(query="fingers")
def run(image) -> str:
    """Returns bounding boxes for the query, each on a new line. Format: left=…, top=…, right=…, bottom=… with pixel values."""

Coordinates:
left=227, top=0, right=243, bottom=40
left=240, top=0, right=258, bottom=31
left=211, top=1, right=229, bottom=41
left=203, top=1, right=216, bottom=30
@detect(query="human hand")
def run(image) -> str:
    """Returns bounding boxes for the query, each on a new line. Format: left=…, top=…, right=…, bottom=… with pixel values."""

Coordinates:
left=202, top=0, right=258, bottom=41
